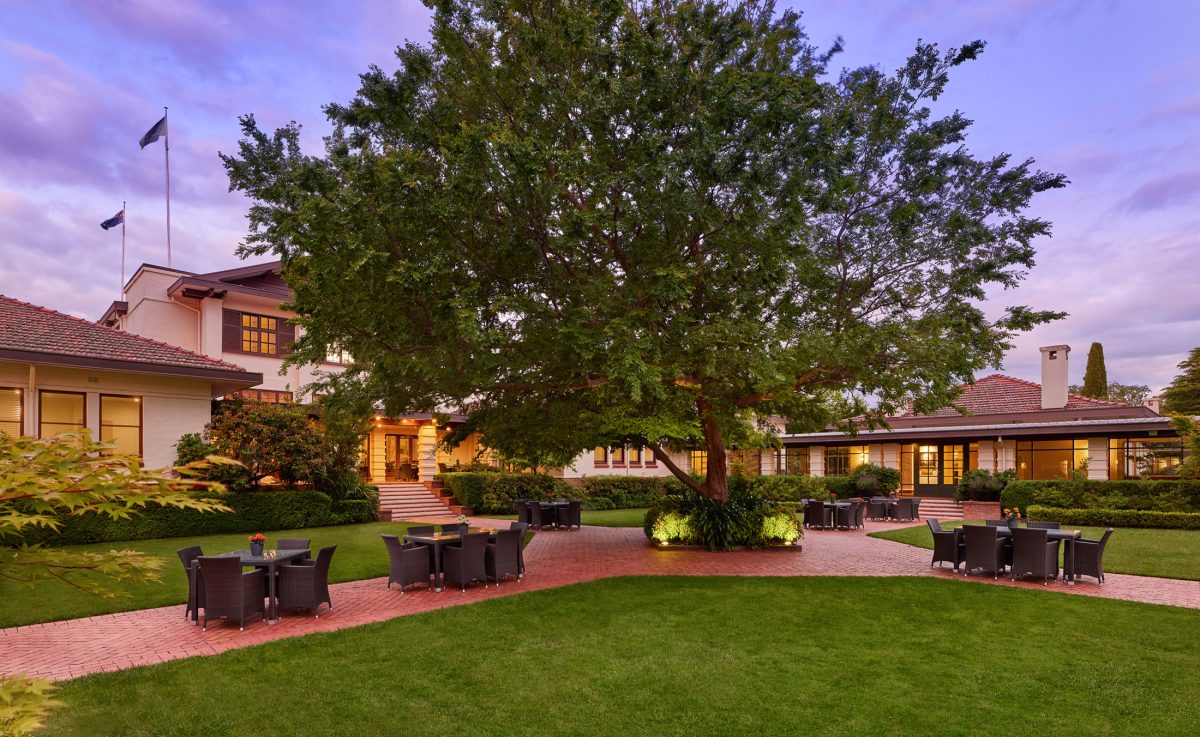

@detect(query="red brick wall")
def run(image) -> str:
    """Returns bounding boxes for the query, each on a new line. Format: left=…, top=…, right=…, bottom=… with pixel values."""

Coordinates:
left=961, top=501, right=1001, bottom=520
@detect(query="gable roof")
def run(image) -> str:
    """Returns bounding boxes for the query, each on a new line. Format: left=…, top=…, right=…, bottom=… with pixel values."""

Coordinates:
left=894, top=374, right=1129, bottom=418
left=0, top=294, right=262, bottom=385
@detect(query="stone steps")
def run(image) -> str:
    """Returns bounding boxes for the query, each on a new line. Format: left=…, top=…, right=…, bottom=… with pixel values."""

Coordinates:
left=916, top=497, right=963, bottom=521
left=376, top=483, right=458, bottom=518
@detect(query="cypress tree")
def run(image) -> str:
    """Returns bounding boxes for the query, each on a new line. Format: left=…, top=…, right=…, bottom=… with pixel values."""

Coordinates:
left=1080, top=342, right=1108, bottom=399
left=1162, top=347, right=1200, bottom=415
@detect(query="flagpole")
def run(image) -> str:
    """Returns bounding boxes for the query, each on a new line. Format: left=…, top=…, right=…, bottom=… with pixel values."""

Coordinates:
left=163, top=106, right=171, bottom=268
left=121, top=200, right=127, bottom=299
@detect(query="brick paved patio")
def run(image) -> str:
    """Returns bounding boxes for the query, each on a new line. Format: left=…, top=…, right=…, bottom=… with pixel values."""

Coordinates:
left=2, top=518, right=1196, bottom=682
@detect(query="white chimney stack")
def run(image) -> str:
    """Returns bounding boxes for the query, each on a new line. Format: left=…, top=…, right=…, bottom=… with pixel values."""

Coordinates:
left=1144, top=396, right=1162, bottom=414
left=1039, top=344, right=1070, bottom=410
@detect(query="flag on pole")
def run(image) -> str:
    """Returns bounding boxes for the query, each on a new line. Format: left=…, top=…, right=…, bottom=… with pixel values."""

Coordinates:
left=139, top=115, right=167, bottom=149
left=100, top=210, right=125, bottom=230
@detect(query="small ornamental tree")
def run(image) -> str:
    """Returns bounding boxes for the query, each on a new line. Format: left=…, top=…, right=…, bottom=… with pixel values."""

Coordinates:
left=203, top=400, right=328, bottom=488
left=223, top=0, right=1065, bottom=501
left=1080, top=342, right=1108, bottom=399
left=0, top=431, right=233, bottom=735
left=1162, top=348, right=1200, bottom=415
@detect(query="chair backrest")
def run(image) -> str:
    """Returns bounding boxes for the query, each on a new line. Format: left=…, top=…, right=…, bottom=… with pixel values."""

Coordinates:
left=927, top=519, right=943, bottom=534
left=567, top=499, right=582, bottom=523
left=311, top=545, right=337, bottom=580
left=491, top=528, right=521, bottom=561
left=528, top=503, right=544, bottom=526
left=1095, top=527, right=1114, bottom=551
left=894, top=498, right=914, bottom=517
left=441, top=523, right=462, bottom=533
left=1010, top=526, right=1047, bottom=549
left=509, top=521, right=528, bottom=533
left=1026, top=521, right=1061, bottom=529
left=985, top=519, right=1005, bottom=527
left=407, top=525, right=435, bottom=535
left=514, top=500, right=527, bottom=516
left=196, top=556, right=244, bottom=593
left=458, top=532, right=489, bottom=558
left=911, top=498, right=922, bottom=510
left=382, top=534, right=403, bottom=565
left=963, top=524, right=998, bottom=547
left=277, top=538, right=310, bottom=551
left=177, top=545, right=203, bottom=571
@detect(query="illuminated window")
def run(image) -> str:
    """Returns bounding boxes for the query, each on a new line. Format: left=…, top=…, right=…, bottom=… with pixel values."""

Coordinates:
left=1109, top=438, right=1187, bottom=479
left=777, top=447, right=810, bottom=476
left=241, top=313, right=279, bottom=355
left=231, top=389, right=293, bottom=404
left=0, top=388, right=21, bottom=437
left=594, top=446, right=608, bottom=465
left=100, top=395, right=141, bottom=457
left=645, top=447, right=657, bottom=465
left=629, top=447, right=641, bottom=465
left=900, top=444, right=915, bottom=492
left=729, top=449, right=762, bottom=476
left=942, top=445, right=964, bottom=485
left=1016, top=439, right=1089, bottom=480
left=689, top=450, right=707, bottom=475
left=40, top=391, right=85, bottom=438
left=916, top=445, right=938, bottom=485
left=611, top=447, right=625, bottom=465
left=325, top=346, right=352, bottom=365
left=825, top=446, right=867, bottom=476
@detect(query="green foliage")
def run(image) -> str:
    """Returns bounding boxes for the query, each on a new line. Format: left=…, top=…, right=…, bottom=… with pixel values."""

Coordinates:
left=437, top=472, right=566, bottom=514
left=822, top=476, right=857, bottom=499
left=330, top=500, right=375, bottom=525
left=1002, top=479, right=1200, bottom=515
left=576, top=476, right=670, bottom=510
left=1025, top=505, right=1200, bottom=530
left=955, top=469, right=1016, bottom=502
left=1080, top=342, right=1108, bottom=399
left=203, top=400, right=328, bottom=488
left=645, top=489, right=800, bottom=551
left=1162, top=347, right=1200, bottom=415
left=648, top=510, right=698, bottom=546
left=753, top=475, right=826, bottom=501
left=850, top=464, right=901, bottom=494
left=1070, top=382, right=1151, bottom=407
left=1174, top=416, right=1200, bottom=480
left=0, top=675, right=60, bottom=736
left=224, top=0, right=1064, bottom=503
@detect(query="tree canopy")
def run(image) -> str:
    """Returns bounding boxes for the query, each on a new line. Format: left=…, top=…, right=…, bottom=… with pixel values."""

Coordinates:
left=222, top=0, right=1065, bottom=500
left=1080, top=342, right=1107, bottom=399
left=1070, top=381, right=1151, bottom=407
left=1163, top=347, right=1200, bottom=415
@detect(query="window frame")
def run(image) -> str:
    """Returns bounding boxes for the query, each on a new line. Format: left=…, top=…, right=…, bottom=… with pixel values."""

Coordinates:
left=593, top=446, right=609, bottom=468
left=628, top=447, right=641, bottom=466
left=689, top=450, right=708, bottom=476
left=0, top=386, right=22, bottom=437
left=240, top=311, right=280, bottom=356
left=610, top=446, right=625, bottom=467
left=39, top=390, right=87, bottom=439
left=99, top=393, right=143, bottom=458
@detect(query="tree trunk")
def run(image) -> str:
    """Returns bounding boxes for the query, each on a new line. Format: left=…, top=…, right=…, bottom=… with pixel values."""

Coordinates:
left=698, top=398, right=729, bottom=503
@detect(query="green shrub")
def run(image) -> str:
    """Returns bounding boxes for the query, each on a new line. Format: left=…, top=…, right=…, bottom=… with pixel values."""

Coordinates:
left=437, top=472, right=566, bottom=514
left=761, top=512, right=801, bottom=544
left=643, top=489, right=801, bottom=550
left=648, top=510, right=697, bottom=545
left=331, top=499, right=374, bottom=524
left=823, top=476, right=856, bottom=499
left=19, top=489, right=337, bottom=547
left=1026, top=505, right=1200, bottom=530
left=753, top=475, right=825, bottom=501
left=1003, top=479, right=1200, bottom=515
left=577, top=476, right=670, bottom=509
left=956, top=469, right=1014, bottom=502
left=850, top=463, right=901, bottom=494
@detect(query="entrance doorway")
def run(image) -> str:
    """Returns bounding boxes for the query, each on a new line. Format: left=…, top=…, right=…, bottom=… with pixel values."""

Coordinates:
left=384, top=434, right=418, bottom=481
left=909, top=443, right=972, bottom=497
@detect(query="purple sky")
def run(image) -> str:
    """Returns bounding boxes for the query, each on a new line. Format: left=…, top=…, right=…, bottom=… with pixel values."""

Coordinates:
left=0, top=0, right=1197, bottom=392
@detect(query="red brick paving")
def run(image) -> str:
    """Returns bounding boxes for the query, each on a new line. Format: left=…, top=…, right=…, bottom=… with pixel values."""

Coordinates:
left=1, top=517, right=1196, bottom=682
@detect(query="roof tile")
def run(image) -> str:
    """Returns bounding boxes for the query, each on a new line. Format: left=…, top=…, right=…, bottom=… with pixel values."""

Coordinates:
left=895, top=374, right=1129, bottom=418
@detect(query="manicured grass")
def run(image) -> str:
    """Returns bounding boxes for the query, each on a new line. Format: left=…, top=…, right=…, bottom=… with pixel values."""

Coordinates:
left=870, top=521, right=1200, bottom=581
left=0, top=521, right=422, bottom=629
left=495, top=507, right=650, bottom=527
left=47, top=576, right=1200, bottom=737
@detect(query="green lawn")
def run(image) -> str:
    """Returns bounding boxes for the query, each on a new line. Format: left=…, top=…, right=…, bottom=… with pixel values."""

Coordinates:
left=46, top=576, right=1200, bottom=737
left=870, top=521, right=1200, bottom=581
left=495, top=507, right=650, bottom=527
left=0, top=521, right=426, bottom=629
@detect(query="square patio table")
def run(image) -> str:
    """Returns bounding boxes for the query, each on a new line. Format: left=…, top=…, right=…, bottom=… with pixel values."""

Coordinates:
left=960, top=526, right=1083, bottom=584
left=202, top=548, right=310, bottom=624
left=403, top=529, right=497, bottom=592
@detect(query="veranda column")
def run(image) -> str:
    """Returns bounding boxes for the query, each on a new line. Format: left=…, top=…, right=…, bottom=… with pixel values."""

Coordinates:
left=417, top=422, right=438, bottom=483
left=976, top=440, right=995, bottom=472
left=809, top=446, right=825, bottom=477
left=879, top=443, right=901, bottom=470
left=1086, top=437, right=1109, bottom=480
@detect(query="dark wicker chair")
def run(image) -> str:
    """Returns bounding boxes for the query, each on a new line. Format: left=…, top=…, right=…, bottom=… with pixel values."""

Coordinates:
left=1026, top=521, right=1061, bottom=529
left=890, top=498, right=914, bottom=522
left=985, top=519, right=1006, bottom=527
left=443, top=532, right=489, bottom=591
left=835, top=501, right=859, bottom=530
left=910, top=498, right=922, bottom=519
left=177, top=545, right=204, bottom=621
left=928, top=520, right=965, bottom=571
left=196, top=556, right=264, bottom=631
left=804, top=500, right=831, bottom=530
left=1073, top=528, right=1114, bottom=584
left=277, top=538, right=310, bottom=554
left=1009, top=527, right=1059, bottom=585
left=867, top=500, right=888, bottom=521
left=514, top=500, right=528, bottom=522
left=559, top=500, right=583, bottom=530
left=963, top=525, right=1007, bottom=579
left=441, top=523, right=464, bottom=534
left=407, top=525, right=435, bottom=535
left=853, top=500, right=866, bottom=529
left=528, top=503, right=550, bottom=530
left=382, top=535, right=433, bottom=592
left=485, top=529, right=522, bottom=584
left=277, top=545, right=336, bottom=616
left=509, top=521, right=529, bottom=573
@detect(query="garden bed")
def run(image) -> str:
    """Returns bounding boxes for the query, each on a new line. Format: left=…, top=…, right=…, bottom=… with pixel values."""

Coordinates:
left=649, top=541, right=802, bottom=552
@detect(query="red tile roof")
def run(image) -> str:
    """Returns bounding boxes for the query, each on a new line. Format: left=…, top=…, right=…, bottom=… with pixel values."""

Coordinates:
left=0, top=294, right=254, bottom=377
left=895, top=374, right=1129, bottom=418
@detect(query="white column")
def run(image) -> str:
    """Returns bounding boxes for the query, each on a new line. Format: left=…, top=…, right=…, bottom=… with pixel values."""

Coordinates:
left=760, top=448, right=776, bottom=476
left=199, top=297, right=224, bottom=358
left=995, top=439, right=1017, bottom=473
left=1087, top=437, right=1109, bottom=480
left=809, top=446, right=825, bottom=477
left=879, top=443, right=901, bottom=470
left=417, top=423, right=438, bottom=482
left=976, top=440, right=995, bottom=472
left=85, top=391, right=100, bottom=442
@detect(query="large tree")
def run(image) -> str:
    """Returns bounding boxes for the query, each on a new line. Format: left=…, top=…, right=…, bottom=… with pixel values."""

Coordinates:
left=1162, top=347, right=1200, bottom=415
left=223, top=0, right=1064, bottom=501
left=1080, top=341, right=1107, bottom=399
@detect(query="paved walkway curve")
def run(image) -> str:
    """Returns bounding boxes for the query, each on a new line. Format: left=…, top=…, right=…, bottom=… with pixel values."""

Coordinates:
left=2, top=519, right=1196, bottom=682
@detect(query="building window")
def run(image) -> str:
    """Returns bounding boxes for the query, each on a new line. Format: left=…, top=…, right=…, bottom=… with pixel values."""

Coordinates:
left=777, top=447, right=810, bottom=476
left=728, top=449, right=762, bottom=476
left=689, top=450, right=707, bottom=476
left=900, top=444, right=915, bottom=492
left=39, top=391, right=85, bottom=438
left=916, top=445, right=938, bottom=485
left=241, top=313, right=279, bottom=355
left=0, top=388, right=21, bottom=437
left=942, top=445, right=964, bottom=486
left=325, top=346, right=351, bottom=365
left=968, top=443, right=979, bottom=474
left=231, top=389, right=293, bottom=404
left=1017, top=439, right=1089, bottom=481
left=628, top=447, right=641, bottom=465
left=825, top=445, right=867, bottom=477
left=1109, top=438, right=1187, bottom=479
left=593, top=446, right=608, bottom=466
left=611, top=446, right=625, bottom=466
left=100, top=395, right=142, bottom=457
left=645, top=447, right=657, bottom=465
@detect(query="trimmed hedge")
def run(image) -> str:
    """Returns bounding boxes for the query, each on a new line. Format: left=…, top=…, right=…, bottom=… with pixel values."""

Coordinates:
left=752, top=475, right=826, bottom=502
left=18, top=490, right=337, bottom=547
left=331, top=499, right=375, bottom=524
left=575, top=476, right=673, bottom=510
left=438, top=472, right=567, bottom=515
left=1003, top=480, right=1200, bottom=515
left=1026, top=505, right=1200, bottom=530
left=822, top=476, right=856, bottom=499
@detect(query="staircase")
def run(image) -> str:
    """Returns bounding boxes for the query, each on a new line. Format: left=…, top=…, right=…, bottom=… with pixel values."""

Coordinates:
left=377, top=482, right=463, bottom=520
left=916, top=497, right=963, bottom=521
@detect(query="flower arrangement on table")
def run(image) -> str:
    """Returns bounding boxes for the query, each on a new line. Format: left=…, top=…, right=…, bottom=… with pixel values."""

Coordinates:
left=457, top=514, right=470, bottom=528
left=828, top=492, right=838, bottom=502
left=1003, top=507, right=1021, bottom=526
left=546, top=490, right=555, bottom=501
left=248, top=533, right=267, bottom=554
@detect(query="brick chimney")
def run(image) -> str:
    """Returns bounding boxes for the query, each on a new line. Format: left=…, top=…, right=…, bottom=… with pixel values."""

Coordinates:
left=1039, top=345, right=1070, bottom=409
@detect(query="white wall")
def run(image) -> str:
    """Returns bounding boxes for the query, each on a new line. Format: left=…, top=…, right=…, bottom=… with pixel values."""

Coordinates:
left=559, top=447, right=687, bottom=479
left=124, top=268, right=199, bottom=352
left=1087, top=437, right=1109, bottom=481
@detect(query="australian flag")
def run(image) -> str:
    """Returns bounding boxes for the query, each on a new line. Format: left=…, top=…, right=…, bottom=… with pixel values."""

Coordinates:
left=139, top=115, right=167, bottom=149
left=100, top=210, right=125, bottom=230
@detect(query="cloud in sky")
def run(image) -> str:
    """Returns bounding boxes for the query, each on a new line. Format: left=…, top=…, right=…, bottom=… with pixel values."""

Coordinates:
left=0, top=0, right=1197, bottom=394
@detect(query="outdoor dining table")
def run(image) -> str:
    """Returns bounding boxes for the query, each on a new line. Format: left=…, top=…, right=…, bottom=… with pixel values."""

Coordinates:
left=403, top=528, right=498, bottom=592
left=960, top=525, right=1084, bottom=584
left=194, top=548, right=310, bottom=625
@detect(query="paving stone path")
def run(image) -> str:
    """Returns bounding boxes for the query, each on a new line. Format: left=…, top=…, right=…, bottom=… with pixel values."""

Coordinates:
left=2, top=518, right=1196, bottom=682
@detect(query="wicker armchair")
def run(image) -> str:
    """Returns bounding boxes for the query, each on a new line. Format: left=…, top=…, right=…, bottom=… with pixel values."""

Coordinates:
left=911, top=498, right=922, bottom=520
left=277, top=545, right=336, bottom=616
left=1025, top=521, right=1061, bottom=529
left=441, top=523, right=463, bottom=533
left=1073, top=528, right=1113, bottom=584
left=177, top=546, right=204, bottom=622
left=514, top=500, right=527, bottom=521
left=854, top=500, right=866, bottom=529
left=443, top=532, right=490, bottom=591
left=559, top=500, right=583, bottom=530
left=1009, top=527, right=1059, bottom=585
left=407, top=525, right=435, bottom=535
left=486, top=529, right=522, bottom=584
left=277, top=538, right=311, bottom=559
left=804, top=500, right=831, bottom=530
left=382, top=535, right=432, bottom=592
left=890, top=498, right=915, bottom=522
left=196, top=556, right=264, bottom=631
left=985, top=519, right=1006, bottom=527
left=528, top=503, right=550, bottom=529
left=867, top=500, right=888, bottom=521
left=835, top=502, right=859, bottom=530
left=928, top=520, right=965, bottom=571
left=509, top=522, right=529, bottom=573
left=963, top=525, right=1007, bottom=579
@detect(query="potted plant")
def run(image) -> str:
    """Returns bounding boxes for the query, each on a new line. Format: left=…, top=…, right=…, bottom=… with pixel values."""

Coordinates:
left=1003, top=507, right=1021, bottom=527
left=457, top=514, right=471, bottom=536
left=248, top=533, right=267, bottom=556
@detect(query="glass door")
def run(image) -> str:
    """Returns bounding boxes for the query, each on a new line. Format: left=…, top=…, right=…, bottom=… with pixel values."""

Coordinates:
left=384, top=434, right=418, bottom=481
left=911, top=444, right=968, bottom=497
